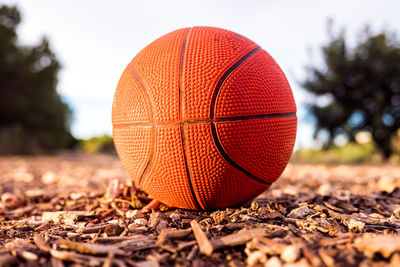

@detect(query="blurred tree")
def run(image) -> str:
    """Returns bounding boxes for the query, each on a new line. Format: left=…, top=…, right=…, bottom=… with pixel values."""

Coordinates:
left=79, top=135, right=116, bottom=154
left=0, top=5, right=76, bottom=154
left=302, top=24, right=400, bottom=159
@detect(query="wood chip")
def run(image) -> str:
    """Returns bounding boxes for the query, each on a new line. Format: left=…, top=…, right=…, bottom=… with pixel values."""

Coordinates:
left=3, top=156, right=400, bottom=266
left=318, top=249, right=335, bottom=267
left=210, top=228, right=267, bottom=252
left=190, top=220, right=213, bottom=256
left=42, top=211, right=92, bottom=225
left=265, top=256, right=283, bottom=267
left=106, top=179, right=121, bottom=200
left=149, top=212, right=161, bottom=228
left=288, top=206, right=314, bottom=219
left=246, top=236, right=288, bottom=255
left=104, top=224, right=124, bottom=236
left=280, top=245, right=300, bottom=263
left=134, top=260, right=160, bottom=267
left=33, top=234, right=50, bottom=252
left=302, top=246, right=322, bottom=267
left=158, top=228, right=192, bottom=240
left=79, top=224, right=109, bottom=234
left=347, top=219, right=365, bottom=232
left=50, top=249, right=105, bottom=266
left=377, top=176, right=400, bottom=193
left=142, top=199, right=161, bottom=213
left=59, top=240, right=126, bottom=255
left=19, top=250, right=38, bottom=261
left=354, top=234, right=400, bottom=258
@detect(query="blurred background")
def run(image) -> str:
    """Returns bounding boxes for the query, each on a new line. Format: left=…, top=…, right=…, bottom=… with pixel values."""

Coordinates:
left=0, top=0, right=399, bottom=163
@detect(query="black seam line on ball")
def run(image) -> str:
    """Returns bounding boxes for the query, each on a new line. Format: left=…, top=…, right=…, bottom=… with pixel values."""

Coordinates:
left=128, top=63, right=155, bottom=119
left=180, top=126, right=203, bottom=211
left=214, top=112, right=297, bottom=122
left=208, top=46, right=271, bottom=186
left=127, top=63, right=156, bottom=186
left=179, top=27, right=203, bottom=211
left=112, top=112, right=297, bottom=127
left=178, top=27, right=191, bottom=121
left=210, top=122, right=272, bottom=186
left=138, top=127, right=157, bottom=187
left=209, top=46, right=261, bottom=120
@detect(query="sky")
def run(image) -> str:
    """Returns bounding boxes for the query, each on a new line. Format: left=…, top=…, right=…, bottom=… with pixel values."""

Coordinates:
left=3, top=0, right=400, bottom=148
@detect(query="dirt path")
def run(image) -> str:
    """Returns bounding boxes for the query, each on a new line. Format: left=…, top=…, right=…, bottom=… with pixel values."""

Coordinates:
left=1, top=154, right=399, bottom=266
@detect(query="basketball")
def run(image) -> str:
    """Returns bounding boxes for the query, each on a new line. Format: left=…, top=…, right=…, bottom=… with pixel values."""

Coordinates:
left=112, top=26, right=297, bottom=210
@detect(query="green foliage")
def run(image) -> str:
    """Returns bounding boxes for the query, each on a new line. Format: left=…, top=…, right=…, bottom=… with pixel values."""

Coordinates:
left=79, top=135, right=115, bottom=154
left=292, top=142, right=378, bottom=164
left=302, top=24, right=400, bottom=158
left=0, top=5, right=76, bottom=154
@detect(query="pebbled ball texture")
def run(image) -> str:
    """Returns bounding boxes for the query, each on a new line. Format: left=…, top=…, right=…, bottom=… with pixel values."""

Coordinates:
left=112, top=27, right=297, bottom=210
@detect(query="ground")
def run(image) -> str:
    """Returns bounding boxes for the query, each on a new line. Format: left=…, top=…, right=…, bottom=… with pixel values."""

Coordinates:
left=0, top=154, right=399, bottom=266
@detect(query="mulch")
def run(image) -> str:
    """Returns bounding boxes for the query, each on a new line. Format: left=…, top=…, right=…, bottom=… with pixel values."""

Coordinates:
left=0, top=154, right=399, bottom=266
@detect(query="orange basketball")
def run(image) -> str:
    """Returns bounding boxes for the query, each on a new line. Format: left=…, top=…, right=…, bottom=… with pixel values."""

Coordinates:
left=112, top=27, right=297, bottom=210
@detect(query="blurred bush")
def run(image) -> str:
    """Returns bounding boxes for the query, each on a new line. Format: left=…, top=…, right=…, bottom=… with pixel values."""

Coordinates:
left=79, top=135, right=115, bottom=154
left=292, top=142, right=378, bottom=164
left=0, top=5, right=76, bottom=154
left=292, top=130, right=400, bottom=164
left=302, top=22, right=400, bottom=159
